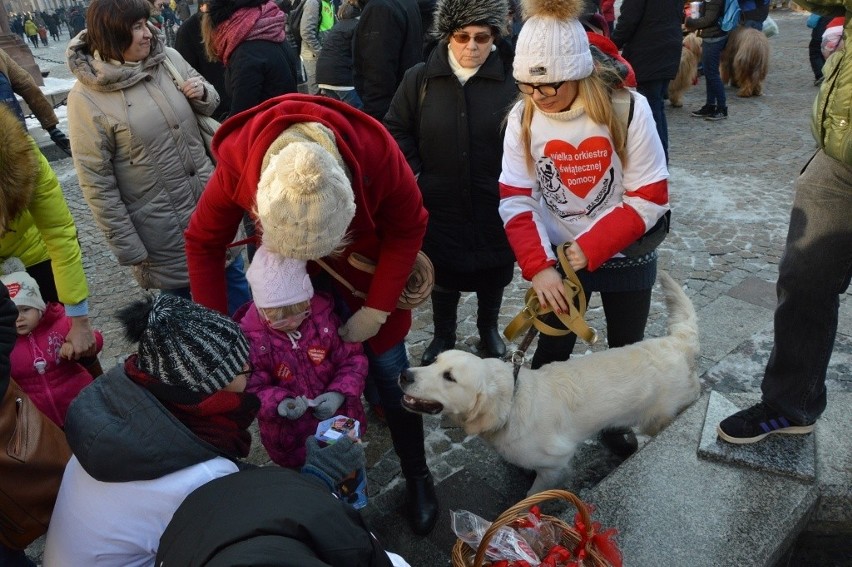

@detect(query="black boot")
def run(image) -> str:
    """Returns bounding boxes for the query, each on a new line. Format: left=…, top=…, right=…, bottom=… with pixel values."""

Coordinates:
left=600, top=427, right=638, bottom=459
left=421, top=289, right=460, bottom=365
left=476, top=286, right=506, bottom=359
left=385, top=407, right=439, bottom=535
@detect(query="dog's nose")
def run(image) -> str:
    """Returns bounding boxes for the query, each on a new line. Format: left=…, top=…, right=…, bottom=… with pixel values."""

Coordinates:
left=399, top=369, right=415, bottom=385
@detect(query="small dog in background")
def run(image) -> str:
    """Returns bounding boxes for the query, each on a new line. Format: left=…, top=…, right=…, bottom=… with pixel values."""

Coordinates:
left=668, top=33, right=702, bottom=107
left=721, top=26, right=770, bottom=97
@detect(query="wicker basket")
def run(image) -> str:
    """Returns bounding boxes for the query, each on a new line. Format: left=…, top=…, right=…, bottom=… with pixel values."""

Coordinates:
left=451, top=489, right=613, bottom=567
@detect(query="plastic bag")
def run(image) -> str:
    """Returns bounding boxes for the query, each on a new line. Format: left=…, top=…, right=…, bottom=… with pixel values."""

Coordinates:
left=451, top=510, right=540, bottom=564
left=763, top=15, right=779, bottom=38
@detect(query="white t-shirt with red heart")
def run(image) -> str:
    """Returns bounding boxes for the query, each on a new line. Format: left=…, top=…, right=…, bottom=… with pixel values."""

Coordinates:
left=499, top=90, right=669, bottom=279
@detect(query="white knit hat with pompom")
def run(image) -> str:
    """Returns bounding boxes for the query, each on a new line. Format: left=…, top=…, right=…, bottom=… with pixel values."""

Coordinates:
left=513, top=0, right=593, bottom=83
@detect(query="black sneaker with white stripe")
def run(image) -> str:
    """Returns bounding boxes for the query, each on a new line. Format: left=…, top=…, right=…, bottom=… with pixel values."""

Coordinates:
left=717, top=402, right=815, bottom=444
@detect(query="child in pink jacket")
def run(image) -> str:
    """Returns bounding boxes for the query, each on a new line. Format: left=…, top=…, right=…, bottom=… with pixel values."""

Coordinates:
left=236, top=246, right=368, bottom=468
left=1, top=263, right=103, bottom=427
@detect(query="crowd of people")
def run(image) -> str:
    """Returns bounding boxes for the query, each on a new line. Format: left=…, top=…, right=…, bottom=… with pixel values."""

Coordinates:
left=0, top=0, right=847, bottom=564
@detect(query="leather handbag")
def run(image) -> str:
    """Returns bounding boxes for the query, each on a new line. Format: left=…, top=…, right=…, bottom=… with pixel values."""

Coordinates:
left=315, top=251, right=435, bottom=310
left=0, top=379, right=71, bottom=549
left=161, top=55, right=220, bottom=162
left=503, top=244, right=597, bottom=344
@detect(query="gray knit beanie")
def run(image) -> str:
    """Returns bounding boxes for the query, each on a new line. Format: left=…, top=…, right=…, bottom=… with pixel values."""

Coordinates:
left=118, top=294, right=249, bottom=394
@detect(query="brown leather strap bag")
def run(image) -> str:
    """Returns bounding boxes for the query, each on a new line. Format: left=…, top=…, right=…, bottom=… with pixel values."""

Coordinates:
left=0, top=379, right=71, bottom=549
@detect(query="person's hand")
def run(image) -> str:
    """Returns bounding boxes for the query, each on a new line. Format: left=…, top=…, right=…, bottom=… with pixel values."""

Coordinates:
left=338, top=306, right=389, bottom=343
left=181, top=77, right=206, bottom=101
left=66, top=316, right=97, bottom=359
left=278, top=396, right=308, bottom=419
left=59, top=341, right=74, bottom=360
left=47, top=126, right=71, bottom=157
left=565, top=241, right=588, bottom=271
left=531, top=266, right=570, bottom=314
left=301, top=436, right=366, bottom=492
left=312, top=392, right=344, bottom=420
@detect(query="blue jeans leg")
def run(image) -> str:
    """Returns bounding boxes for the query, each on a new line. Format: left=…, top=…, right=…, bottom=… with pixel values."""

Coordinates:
left=225, top=254, right=252, bottom=316
left=364, top=341, right=409, bottom=411
left=762, top=150, right=852, bottom=424
left=319, top=88, right=363, bottom=110
left=701, top=36, right=728, bottom=108
left=637, top=79, right=670, bottom=160
left=0, top=544, right=36, bottom=567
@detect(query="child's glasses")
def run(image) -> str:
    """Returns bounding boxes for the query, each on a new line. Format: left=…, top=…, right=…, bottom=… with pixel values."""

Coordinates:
left=263, top=310, right=311, bottom=331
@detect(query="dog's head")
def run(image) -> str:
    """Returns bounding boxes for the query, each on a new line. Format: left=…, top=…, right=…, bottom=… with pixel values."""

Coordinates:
left=399, top=350, right=513, bottom=434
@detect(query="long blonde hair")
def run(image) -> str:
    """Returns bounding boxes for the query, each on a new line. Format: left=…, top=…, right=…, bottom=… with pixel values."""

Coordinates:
left=518, top=65, right=628, bottom=175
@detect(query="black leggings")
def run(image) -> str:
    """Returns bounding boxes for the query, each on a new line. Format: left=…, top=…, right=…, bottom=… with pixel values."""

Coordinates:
left=530, top=288, right=653, bottom=370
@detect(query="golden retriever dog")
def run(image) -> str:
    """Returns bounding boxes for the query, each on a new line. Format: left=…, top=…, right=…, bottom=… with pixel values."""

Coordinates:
left=668, top=33, right=702, bottom=107
left=400, top=272, right=700, bottom=496
left=720, top=26, right=770, bottom=97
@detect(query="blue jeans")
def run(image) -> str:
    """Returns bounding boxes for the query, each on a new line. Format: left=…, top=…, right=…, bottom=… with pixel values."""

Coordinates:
left=0, top=545, right=36, bottom=567
left=762, top=150, right=852, bottom=424
left=162, top=255, right=251, bottom=316
left=701, top=35, right=728, bottom=109
left=320, top=88, right=363, bottom=110
left=637, top=79, right=670, bottom=160
left=364, top=341, right=409, bottom=411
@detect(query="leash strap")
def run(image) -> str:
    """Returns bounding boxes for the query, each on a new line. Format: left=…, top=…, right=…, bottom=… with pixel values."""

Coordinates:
left=314, top=258, right=368, bottom=300
left=511, top=326, right=539, bottom=380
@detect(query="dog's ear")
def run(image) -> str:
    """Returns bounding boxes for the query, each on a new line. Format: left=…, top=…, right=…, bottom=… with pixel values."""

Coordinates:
left=462, top=359, right=514, bottom=435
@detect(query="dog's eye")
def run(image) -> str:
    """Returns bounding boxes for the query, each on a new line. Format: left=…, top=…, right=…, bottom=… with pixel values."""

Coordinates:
left=442, top=371, right=455, bottom=383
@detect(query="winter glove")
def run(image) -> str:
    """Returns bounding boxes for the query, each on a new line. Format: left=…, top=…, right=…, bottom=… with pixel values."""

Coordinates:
left=311, top=391, right=345, bottom=420
left=338, top=306, right=389, bottom=343
left=47, top=126, right=71, bottom=157
left=278, top=396, right=308, bottom=420
left=300, top=436, right=365, bottom=493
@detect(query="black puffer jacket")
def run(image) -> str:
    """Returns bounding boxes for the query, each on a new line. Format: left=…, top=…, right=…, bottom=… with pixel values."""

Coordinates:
left=226, top=40, right=299, bottom=115
left=354, top=0, right=423, bottom=120
left=685, top=0, right=727, bottom=39
left=612, top=0, right=683, bottom=82
left=156, top=467, right=394, bottom=566
left=316, top=17, right=359, bottom=87
left=384, top=41, right=516, bottom=280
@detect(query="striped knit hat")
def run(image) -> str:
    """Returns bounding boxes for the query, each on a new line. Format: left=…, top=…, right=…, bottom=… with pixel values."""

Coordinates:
left=119, top=294, right=249, bottom=394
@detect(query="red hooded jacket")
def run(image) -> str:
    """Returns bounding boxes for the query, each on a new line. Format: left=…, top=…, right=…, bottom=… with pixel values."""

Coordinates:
left=185, top=94, right=428, bottom=354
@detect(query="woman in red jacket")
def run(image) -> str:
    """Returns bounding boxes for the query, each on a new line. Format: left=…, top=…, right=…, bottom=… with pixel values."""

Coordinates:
left=184, top=93, right=438, bottom=535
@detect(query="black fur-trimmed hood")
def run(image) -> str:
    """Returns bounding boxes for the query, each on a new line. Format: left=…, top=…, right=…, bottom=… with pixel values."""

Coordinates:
left=0, top=105, right=38, bottom=234
left=431, top=0, right=509, bottom=38
left=207, top=0, right=269, bottom=26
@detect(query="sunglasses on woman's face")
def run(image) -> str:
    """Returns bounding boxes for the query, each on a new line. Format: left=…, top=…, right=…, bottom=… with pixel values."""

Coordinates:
left=451, top=31, right=493, bottom=45
left=515, top=81, right=566, bottom=97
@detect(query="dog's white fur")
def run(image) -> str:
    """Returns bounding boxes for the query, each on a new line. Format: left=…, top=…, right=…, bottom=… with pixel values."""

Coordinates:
left=400, top=272, right=700, bottom=495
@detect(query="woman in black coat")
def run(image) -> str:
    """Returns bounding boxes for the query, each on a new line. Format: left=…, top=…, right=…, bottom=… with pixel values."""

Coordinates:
left=384, top=0, right=515, bottom=365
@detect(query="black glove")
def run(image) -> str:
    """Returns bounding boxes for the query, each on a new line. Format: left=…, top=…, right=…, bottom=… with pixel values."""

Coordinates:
left=300, top=436, right=365, bottom=493
left=48, top=126, right=71, bottom=157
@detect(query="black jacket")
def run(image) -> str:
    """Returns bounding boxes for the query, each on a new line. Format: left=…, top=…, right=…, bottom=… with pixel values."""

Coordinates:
left=316, top=17, right=359, bottom=87
left=175, top=12, right=232, bottom=121
left=156, top=467, right=394, bottom=566
left=354, top=0, right=423, bottom=120
left=384, top=42, right=516, bottom=279
left=685, top=0, right=727, bottom=39
left=0, top=286, right=17, bottom=398
left=226, top=40, right=299, bottom=115
left=612, top=0, right=683, bottom=82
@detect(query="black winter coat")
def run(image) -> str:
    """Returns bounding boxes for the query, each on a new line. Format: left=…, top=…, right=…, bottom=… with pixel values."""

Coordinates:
left=316, top=17, right=359, bottom=87
left=0, top=286, right=17, bottom=398
left=175, top=12, right=232, bottom=121
left=226, top=40, right=299, bottom=115
left=156, top=467, right=394, bottom=566
left=354, top=0, right=423, bottom=120
left=384, top=42, right=516, bottom=282
left=611, top=0, right=683, bottom=82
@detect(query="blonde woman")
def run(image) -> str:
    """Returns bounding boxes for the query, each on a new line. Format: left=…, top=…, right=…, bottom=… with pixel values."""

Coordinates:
left=499, top=0, right=670, bottom=456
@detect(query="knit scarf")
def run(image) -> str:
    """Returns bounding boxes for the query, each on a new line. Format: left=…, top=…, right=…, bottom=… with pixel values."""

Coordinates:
left=213, top=1, right=285, bottom=65
left=124, top=355, right=259, bottom=459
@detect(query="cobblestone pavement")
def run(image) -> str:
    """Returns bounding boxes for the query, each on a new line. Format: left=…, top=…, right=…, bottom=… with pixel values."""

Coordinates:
left=22, top=8, right=851, bottom=564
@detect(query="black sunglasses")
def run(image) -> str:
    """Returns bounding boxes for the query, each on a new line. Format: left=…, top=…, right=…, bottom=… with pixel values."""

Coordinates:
left=451, top=31, right=493, bottom=45
left=515, top=81, right=566, bottom=97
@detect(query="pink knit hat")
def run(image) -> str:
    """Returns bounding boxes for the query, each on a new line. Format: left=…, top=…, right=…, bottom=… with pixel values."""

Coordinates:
left=246, top=245, right=314, bottom=309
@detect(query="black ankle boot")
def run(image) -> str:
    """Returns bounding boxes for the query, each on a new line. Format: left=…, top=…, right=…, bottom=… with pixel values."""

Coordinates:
left=405, top=472, right=439, bottom=535
left=476, top=287, right=506, bottom=359
left=421, top=289, right=460, bottom=365
left=600, top=428, right=638, bottom=459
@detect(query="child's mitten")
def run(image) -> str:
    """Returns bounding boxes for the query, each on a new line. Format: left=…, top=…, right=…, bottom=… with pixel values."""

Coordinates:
left=300, top=436, right=365, bottom=492
left=312, top=391, right=344, bottom=420
left=278, top=396, right=308, bottom=419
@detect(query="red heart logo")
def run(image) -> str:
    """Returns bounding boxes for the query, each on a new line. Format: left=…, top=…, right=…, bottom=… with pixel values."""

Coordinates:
left=5, top=283, right=20, bottom=298
left=308, top=346, right=327, bottom=366
left=543, top=137, right=613, bottom=199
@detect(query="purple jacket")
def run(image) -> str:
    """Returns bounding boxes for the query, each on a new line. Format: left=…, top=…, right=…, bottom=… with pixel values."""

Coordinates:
left=236, top=292, right=368, bottom=467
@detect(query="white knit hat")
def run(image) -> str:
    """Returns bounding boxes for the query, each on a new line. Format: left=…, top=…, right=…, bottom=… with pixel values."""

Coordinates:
left=245, top=245, right=314, bottom=309
left=513, top=0, right=593, bottom=83
left=0, top=258, right=46, bottom=311
left=256, top=141, right=356, bottom=260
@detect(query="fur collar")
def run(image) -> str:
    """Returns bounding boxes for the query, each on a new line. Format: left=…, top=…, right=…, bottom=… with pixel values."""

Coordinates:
left=67, top=31, right=167, bottom=92
left=0, top=106, right=38, bottom=234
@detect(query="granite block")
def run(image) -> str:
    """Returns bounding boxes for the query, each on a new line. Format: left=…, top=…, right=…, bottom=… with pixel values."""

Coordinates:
left=727, top=276, right=778, bottom=310
left=695, top=295, right=774, bottom=363
left=812, top=392, right=852, bottom=524
left=698, top=392, right=816, bottom=482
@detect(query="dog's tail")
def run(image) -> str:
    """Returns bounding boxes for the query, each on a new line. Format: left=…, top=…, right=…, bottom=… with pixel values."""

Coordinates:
left=659, top=271, right=700, bottom=358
